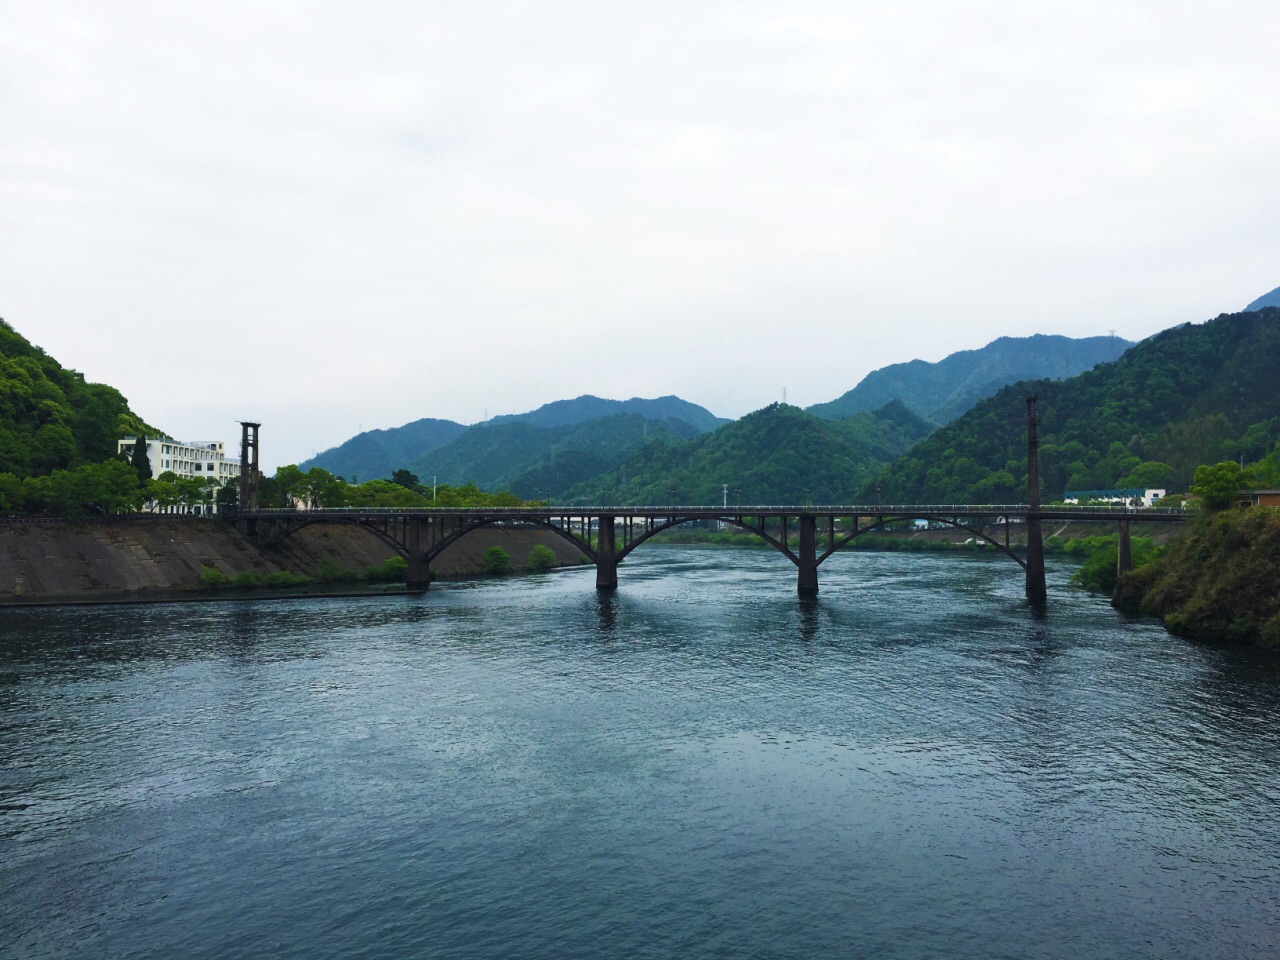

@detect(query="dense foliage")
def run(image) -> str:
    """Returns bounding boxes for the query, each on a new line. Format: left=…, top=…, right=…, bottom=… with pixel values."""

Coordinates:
left=259, top=465, right=532, bottom=509
left=864, top=308, right=1280, bottom=504
left=1113, top=508, right=1280, bottom=647
left=0, top=318, right=160, bottom=477
left=807, top=334, right=1127, bottom=424
left=565, top=401, right=935, bottom=505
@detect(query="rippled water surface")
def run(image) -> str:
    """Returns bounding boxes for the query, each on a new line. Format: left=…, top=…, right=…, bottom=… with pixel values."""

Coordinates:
left=3, top=547, right=1279, bottom=959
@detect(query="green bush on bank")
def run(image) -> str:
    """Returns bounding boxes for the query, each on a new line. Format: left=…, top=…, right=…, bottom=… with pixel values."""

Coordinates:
left=1067, top=535, right=1160, bottom=593
left=366, top=556, right=408, bottom=582
left=525, top=544, right=558, bottom=572
left=200, top=565, right=231, bottom=586
left=483, top=546, right=512, bottom=575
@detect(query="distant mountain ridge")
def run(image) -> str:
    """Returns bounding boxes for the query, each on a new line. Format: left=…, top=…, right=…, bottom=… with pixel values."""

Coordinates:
left=298, top=394, right=727, bottom=487
left=567, top=400, right=936, bottom=505
left=299, top=418, right=466, bottom=480
left=1245, top=285, right=1280, bottom=312
left=807, top=333, right=1131, bottom=425
left=864, top=307, right=1280, bottom=504
left=490, top=394, right=729, bottom=433
left=409, top=414, right=700, bottom=495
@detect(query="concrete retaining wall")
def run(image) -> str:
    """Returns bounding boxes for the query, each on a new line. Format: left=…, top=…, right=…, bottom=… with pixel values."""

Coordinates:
left=0, top=519, right=589, bottom=604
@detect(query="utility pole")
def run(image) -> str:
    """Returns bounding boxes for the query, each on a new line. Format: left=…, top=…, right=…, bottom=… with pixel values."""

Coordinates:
left=722, top=484, right=728, bottom=508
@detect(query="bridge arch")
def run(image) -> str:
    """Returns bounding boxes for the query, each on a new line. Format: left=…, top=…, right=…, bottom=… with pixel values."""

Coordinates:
left=420, top=516, right=599, bottom=567
left=612, top=515, right=794, bottom=565
left=820, top=515, right=1027, bottom=570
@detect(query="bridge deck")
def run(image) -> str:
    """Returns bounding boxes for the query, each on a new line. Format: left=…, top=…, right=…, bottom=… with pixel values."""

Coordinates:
left=232, top=504, right=1189, bottom=523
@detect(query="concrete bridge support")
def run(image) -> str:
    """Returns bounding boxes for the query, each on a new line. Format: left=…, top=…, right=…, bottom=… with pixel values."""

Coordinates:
left=1116, top=520, right=1133, bottom=580
left=797, top=514, right=819, bottom=595
left=405, top=517, right=429, bottom=591
left=1025, top=518, right=1046, bottom=603
left=596, top=515, right=618, bottom=590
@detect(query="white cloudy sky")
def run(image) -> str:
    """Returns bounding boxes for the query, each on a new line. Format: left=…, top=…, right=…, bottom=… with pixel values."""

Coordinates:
left=3, top=2, right=1279, bottom=469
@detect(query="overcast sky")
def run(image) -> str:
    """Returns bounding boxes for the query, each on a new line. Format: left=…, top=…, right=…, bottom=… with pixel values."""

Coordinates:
left=3, top=2, right=1279, bottom=470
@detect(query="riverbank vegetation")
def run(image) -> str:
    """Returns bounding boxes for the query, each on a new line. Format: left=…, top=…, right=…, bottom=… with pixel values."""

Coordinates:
left=0, top=460, right=535, bottom=518
left=1114, top=507, right=1280, bottom=648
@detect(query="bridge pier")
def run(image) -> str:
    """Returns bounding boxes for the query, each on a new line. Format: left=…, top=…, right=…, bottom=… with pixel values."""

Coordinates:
left=405, top=517, right=429, bottom=591
left=797, top=515, right=819, bottom=595
left=1025, top=516, right=1046, bottom=602
left=1116, top=520, right=1133, bottom=580
left=596, top=515, right=618, bottom=590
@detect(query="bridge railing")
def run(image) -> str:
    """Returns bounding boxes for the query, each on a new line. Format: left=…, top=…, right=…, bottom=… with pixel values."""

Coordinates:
left=229, top=503, right=1191, bottom=517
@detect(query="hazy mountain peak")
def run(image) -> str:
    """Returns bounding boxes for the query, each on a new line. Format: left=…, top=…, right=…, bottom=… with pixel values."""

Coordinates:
left=1245, top=285, right=1280, bottom=312
left=489, top=394, right=729, bottom=433
left=807, top=333, right=1132, bottom=425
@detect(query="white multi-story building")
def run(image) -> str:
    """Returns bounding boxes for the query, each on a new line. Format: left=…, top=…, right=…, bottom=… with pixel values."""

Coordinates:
left=118, top=437, right=242, bottom=513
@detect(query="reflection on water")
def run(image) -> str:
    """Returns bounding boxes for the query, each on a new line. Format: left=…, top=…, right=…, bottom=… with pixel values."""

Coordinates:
left=2, top=547, right=1278, bottom=960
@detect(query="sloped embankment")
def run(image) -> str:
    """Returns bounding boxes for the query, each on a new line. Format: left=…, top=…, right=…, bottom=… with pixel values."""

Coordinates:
left=1113, top=508, right=1280, bottom=647
left=0, top=519, right=587, bottom=605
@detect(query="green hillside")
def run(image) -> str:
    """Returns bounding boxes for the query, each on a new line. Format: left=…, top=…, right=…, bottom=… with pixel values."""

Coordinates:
left=0, top=318, right=160, bottom=477
left=299, top=417, right=466, bottom=481
left=863, top=308, right=1280, bottom=504
left=565, top=401, right=935, bottom=505
left=411, top=414, right=700, bottom=496
left=808, top=334, right=1129, bottom=424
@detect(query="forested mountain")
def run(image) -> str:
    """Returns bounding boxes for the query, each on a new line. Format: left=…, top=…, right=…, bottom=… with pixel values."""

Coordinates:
left=807, top=334, right=1130, bottom=425
left=490, top=394, right=728, bottom=433
left=299, top=394, right=725, bottom=483
left=1245, top=285, right=1280, bottom=312
left=566, top=401, right=935, bottom=505
left=410, top=414, right=701, bottom=497
left=0, top=318, right=160, bottom=477
left=863, top=308, right=1280, bottom=504
left=299, top=417, right=466, bottom=480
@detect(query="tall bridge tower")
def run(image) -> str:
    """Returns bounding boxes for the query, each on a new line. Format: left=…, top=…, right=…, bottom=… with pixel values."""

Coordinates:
left=238, top=421, right=261, bottom=512
left=1025, top=397, right=1047, bottom=602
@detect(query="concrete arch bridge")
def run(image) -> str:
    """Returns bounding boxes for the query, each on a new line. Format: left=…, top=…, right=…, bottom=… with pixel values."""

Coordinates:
left=229, top=503, right=1187, bottom=598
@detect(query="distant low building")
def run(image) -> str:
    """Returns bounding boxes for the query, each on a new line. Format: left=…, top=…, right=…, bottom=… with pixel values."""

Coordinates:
left=1063, top=488, right=1167, bottom=508
left=1236, top=490, right=1280, bottom=508
left=118, top=437, right=242, bottom=514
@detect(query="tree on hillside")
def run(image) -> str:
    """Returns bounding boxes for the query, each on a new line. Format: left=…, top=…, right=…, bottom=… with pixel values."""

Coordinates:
left=130, top=436, right=152, bottom=484
left=390, top=469, right=420, bottom=490
left=1191, top=461, right=1250, bottom=511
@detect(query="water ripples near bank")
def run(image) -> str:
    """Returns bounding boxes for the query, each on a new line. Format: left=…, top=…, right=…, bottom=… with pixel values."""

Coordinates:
left=3, top=548, right=1278, bottom=959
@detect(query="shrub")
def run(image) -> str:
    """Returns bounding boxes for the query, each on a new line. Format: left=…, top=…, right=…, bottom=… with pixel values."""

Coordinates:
left=483, top=546, right=512, bottom=574
left=525, top=544, right=557, bottom=572
left=367, top=556, right=409, bottom=582
left=233, top=570, right=261, bottom=587
left=315, top=555, right=344, bottom=581
left=200, top=565, right=230, bottom=586
left=265, top=570, right=310, bottom=587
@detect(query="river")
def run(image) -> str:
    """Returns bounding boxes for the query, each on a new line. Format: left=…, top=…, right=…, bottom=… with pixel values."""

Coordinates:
left=2, top=547, right=1278, bottom=959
